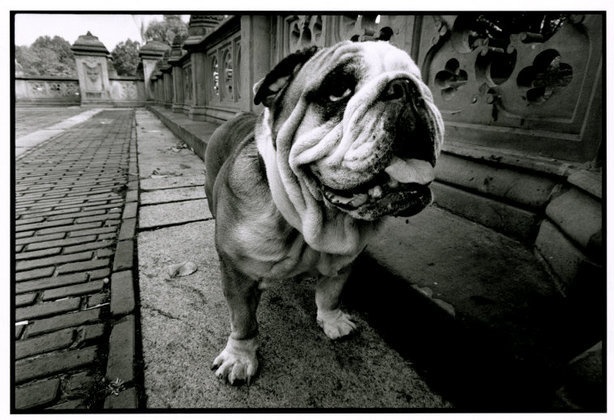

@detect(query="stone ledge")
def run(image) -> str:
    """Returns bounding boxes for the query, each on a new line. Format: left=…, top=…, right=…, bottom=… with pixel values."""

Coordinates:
left=432, top=181, right=540, bottom=243
left=436, top=153, right=558, bottom=209
left=146, top=105, right=220, bottom=160
left=344, top=206, right=598, bottom=409
left=545, top=187, right=602, bottom=253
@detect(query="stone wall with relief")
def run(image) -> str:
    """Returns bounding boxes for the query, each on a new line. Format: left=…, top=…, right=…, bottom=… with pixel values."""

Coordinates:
left=261, top=13, right=603, bottom=292
left=273, top=14, right=602, bottom=165
left=15, top=77, right=81, bottom=105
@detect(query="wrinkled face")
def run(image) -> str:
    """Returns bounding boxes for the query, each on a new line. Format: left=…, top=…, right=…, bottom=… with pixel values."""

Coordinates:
left=262, top=41, right=444, bottom=221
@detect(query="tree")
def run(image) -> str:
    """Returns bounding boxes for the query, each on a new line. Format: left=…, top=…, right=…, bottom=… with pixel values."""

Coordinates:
left=15, top=35, right=77, bottom=77
left=144, top=15, right=188, bottom=46
left=111, top=39, right=141, bottom=76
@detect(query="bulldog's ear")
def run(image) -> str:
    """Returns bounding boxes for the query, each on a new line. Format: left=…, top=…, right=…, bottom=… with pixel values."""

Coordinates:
left=253, top=46, right=319, bottom=107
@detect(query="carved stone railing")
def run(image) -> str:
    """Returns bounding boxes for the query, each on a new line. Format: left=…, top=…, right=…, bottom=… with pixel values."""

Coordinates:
left=108, top=76, right=146, bottom=106
left=271, top=13, right=602, bottom=167
left=416, top=14, right=602, bottom=165
left=15, top=76, right=81, bottom=105
left=149, top=13, right=602, bottom=168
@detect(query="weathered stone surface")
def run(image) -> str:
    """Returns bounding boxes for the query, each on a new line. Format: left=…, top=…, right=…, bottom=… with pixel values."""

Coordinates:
left=535, top=220, right=601, bottom=292
left=567, top=169, right=602, bottom=199
left=110, top=271, right=135, bottom=316
left=26, top=308, right=102, bottom=337
left=553, top=341, right=604, bottom=410
left=118, top=218, right=137, bottom=241
left=16, top=251, right=93, bottom=272
left=15, top=346, right=98, bottom=384
left=139, top=175, right=206, bottom=191
left=138, top=199, right=211, bottom=229
left=42, top=280, right=105, bottom=301
left=113, top=240, right=134, bottom=272
left=106, top=315, right=135, bottom=384
left=122, top=202, right=138, bottom=219
left=140, top=186, right=206, bottom=205
left=432, top=181, right=539, bottom=243
left=16, top=297, right=81, bottom=322
left=545, top=188, right=602, bottom=251
left=104, top=387, right=138, bottom=409
left=435, top=153, right=558, bottom=208
left=15, top=378, right=60, bottom=409
left=15, top=328, right=74, bottom=359
left=16, top=272, right=88, bottom=294
left=15, top=293, right=37, bottom=307
left=57, top=258, right=110, bottom=275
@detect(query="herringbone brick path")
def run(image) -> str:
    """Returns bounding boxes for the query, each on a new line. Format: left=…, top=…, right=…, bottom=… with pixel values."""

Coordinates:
left=14, top=109, right=140, bottom=411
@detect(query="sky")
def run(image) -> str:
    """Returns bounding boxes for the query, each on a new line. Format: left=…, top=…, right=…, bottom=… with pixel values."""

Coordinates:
left=14, top=14, right=190, bottom=50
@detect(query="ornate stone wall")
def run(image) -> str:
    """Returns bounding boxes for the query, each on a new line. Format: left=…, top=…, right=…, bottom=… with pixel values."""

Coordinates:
left=15, top=77, right=81, bottom=105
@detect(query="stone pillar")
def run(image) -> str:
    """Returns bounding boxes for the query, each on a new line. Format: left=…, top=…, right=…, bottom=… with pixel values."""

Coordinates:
left=158, top=50, right=173, bottom=108
left=139, top=41, right=170, bottom=100
left=182, top=14, right=225, bottom=121
left=187, top=52, right=207, bottom=120
left=163, top=72, right=173, bottom=108
left=168, top=34, right=185, bottom=113
left=240, top=16, right=273, bottom=113
left=71, top=31, right=112, bottom=105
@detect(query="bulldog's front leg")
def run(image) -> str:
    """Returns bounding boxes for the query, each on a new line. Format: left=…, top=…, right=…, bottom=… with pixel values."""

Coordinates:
left=212, top=258, right=261, bottom=385
left=315, top=267, right=357, bottom=339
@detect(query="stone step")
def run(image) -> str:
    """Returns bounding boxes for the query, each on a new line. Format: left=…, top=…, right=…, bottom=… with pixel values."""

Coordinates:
left=344, top=206, right=602, bottom=410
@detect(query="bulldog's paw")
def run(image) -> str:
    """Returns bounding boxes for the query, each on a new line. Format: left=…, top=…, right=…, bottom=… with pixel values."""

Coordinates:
left=211, top=336, right=258, bottom=385
left=317, top=309, right=357, bottom=340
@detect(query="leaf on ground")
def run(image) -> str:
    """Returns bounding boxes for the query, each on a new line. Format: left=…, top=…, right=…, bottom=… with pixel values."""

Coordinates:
left=167, top=261, right=198, bottom=278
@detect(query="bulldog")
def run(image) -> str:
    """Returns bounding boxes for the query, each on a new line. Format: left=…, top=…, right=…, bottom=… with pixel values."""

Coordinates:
left=204, top=40, right=444, bottom=385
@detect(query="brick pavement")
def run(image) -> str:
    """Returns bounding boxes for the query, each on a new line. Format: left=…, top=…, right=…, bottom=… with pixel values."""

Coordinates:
left=13, top=109, right=140, bottom=411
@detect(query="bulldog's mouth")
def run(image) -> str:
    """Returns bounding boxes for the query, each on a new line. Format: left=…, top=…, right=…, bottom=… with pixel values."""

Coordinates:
left=319, top=157, right=435, bottom=220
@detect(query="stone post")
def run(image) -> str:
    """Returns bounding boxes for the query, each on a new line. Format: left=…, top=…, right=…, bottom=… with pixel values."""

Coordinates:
left=168, top=34, right=185, bottom=113
left=240, top=16, right=273, bottom=113
left=71, top=31, right=112, bottom=105
left=182, top=14, right=225, bottom=121
left=139, top=41, right=170, bottom=101
left=158, top=50, right=173, bottom=108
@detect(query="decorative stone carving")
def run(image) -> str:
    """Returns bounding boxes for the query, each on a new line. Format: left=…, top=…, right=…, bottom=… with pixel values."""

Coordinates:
left=71, top=31, right=112, bottom=103
left=418, top=13, right=602, bottom=162
left=83, top=62, right=103, bottom=91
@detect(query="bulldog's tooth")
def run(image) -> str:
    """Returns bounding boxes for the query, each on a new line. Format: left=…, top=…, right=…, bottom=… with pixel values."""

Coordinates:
left=349, top=193, right=368, bottom=207
left=384, top=157, right=434, bottom=184
left=368, top=185, right=383, bottom=199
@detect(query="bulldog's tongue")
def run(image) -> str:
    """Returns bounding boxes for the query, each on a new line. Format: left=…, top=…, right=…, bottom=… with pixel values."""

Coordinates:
left=384, top=157, right=434, bottom=185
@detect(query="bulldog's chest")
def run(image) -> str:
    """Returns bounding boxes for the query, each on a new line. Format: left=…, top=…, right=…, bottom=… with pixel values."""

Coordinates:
left=228, top=210, right=357, bottom=282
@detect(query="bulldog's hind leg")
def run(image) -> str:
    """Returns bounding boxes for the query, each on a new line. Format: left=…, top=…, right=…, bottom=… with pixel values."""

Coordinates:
left=315, top=267, right=357, bottom=340
left=212, top=258, right=261, bottom=385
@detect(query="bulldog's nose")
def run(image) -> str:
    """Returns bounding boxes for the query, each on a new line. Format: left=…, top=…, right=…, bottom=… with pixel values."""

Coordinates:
left=382, top=78, right=412, bottom=102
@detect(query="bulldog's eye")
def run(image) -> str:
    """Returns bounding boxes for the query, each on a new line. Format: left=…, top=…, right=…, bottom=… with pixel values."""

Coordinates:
left=328, top=88, right=352, bottom=102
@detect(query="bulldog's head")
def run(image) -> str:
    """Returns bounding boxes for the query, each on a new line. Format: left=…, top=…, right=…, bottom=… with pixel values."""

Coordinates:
left=254, top=41, right=444, bottom=222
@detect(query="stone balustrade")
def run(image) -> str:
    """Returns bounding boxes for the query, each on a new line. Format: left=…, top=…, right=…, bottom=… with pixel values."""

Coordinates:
left=13, top=14, right=603, bottom=308
left=145, top=13, right=603, bottom=307
left=15, top=76, right=81, bottom=106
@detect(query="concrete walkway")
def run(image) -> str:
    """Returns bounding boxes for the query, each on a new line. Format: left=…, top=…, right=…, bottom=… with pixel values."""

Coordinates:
left=134, top=108, right=451, bottom=409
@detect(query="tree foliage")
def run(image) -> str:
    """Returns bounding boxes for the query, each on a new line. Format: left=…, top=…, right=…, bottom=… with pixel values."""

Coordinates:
left=111, top=39, right=141, bottom=76
left=15, top=35, right=77, bottom=77
left=144, top=15, right=188, bottom=46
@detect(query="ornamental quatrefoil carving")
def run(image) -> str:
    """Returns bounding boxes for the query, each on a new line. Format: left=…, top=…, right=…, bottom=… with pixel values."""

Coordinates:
left=434, top=58, right=468, bottom=101
left=516, top=49, right=573, bottom=104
